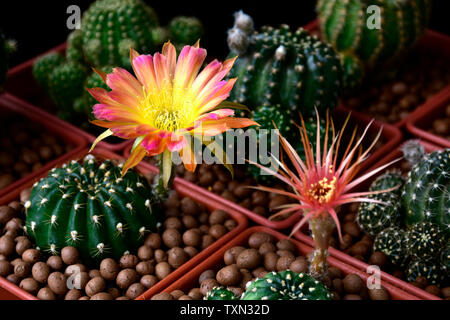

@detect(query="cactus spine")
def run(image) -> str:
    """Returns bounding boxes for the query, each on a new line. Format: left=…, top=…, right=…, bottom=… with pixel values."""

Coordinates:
left=205, top=287, right=240, bottom=300
left=24, top=155, right=161, bottom=261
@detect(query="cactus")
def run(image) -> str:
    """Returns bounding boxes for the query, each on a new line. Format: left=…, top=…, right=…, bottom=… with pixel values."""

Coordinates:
left=401, top=149, right=450, bottom=235
left=80, top=0, right=163, bottom=68
left=66, top=30, right=84, bottom=63
left=80, top=66, right=113, bottom=117
left=205, top=287, right=240, bottom=300
left=24, top=155, right=161, bottom=261
left=441, top=243, right=449, bottom=278
left=406, top=258, right=443, bottom=285
left=357, top=171, right=404, bottom=237
left=373, top=227, right=408, bottom=267
left=0, top=31, right=16, bottom=91
left=407, top=221, right=447, bottom=259
left=168, top=16, right=204, bottom=49
left=32, top=52, right=65, bottom=93
left=241, top=270, right=332, bottom=300
left=226, top=11, right=342, bottom=116
left=317, top=0, right=432, bottom=66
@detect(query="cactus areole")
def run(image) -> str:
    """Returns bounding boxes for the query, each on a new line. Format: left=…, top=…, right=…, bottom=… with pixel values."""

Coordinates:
left=24, top=155, right=162, bottom=262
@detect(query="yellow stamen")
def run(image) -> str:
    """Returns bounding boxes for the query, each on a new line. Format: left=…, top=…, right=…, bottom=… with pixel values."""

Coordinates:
left=308, top=176, right=337, bottom=204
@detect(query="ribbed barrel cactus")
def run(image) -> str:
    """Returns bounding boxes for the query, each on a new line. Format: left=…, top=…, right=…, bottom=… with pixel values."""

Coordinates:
left=406, top=258, right=443, bottom=285
left=227, top=11, right=342, bottom=116
left=373, top=227, right=408, bottom=267
left=407, top=221, right=447, bottom=259
left=24, top=155, right=161, bottom=261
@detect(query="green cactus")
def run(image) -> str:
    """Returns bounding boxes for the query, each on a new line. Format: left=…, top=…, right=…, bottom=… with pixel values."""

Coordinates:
left=24, top=155, right=161, bottom=261
left=168, top=16, right=204, bottom=48
left=357, top=171, right=404, bottom=237
left=407, top=222, right=447, bottom=259
left=406, top=258, right=443, bottom=285
left=66, top=30, right=84, bottom=63
left=401, top=149, right=450, bottom=235
left=227, top=12, right=342, bottom=116
left=441, top=243, right=449, bottom=278
left=373, top=227, right=408, bottom=267
left=205, top=287, right=240, bottom=300
left=80, top=0, right=163, bottom=68
left=32, top=52, right=65, bottom=93
left=241, top=270, right=332, bottom=300
left=317, top=0, right=432, bottom=66
left=338, top=51, right=364, bottom=92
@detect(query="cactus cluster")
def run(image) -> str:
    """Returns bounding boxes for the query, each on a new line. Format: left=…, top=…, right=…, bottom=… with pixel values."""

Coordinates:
left=226, top=11, right=342, bottom=117
left=358, top=145, right=449, bottom=285
left=24, top=155, right=161, bottom=262
left=206, top=270, right=332, bottom=300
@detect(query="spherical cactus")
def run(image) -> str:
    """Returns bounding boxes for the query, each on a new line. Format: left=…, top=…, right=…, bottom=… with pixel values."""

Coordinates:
left=406, top=258, right=443, bottom=285
left=401, top=149, right=450, bottom=235
left=80, top=0, right=162, bottom=68
left=338, top=51, right=364, bottom=92
left=241, top=270, right=332, bottom=300
left=373, top=227, right=408, bottom=267
left=32, top=52, right=65, bottom=93
left=205, top=287, right=239, bottom=300
left=168, top=16, right=204, bottom=48
left=441, top=243, right=449, bottom=277
left=407, top=222, right=447, bottom=259
left=48, top=61, right=89, bottom=114
left=317, top=0, right=432, bottom=66
left=369, top=170, right=405, bottom=195
left=227, top=12, right=342, bottom=116
left=66, top=30, right=84, bottom=63
left=24, top=155, right=161, bottom=261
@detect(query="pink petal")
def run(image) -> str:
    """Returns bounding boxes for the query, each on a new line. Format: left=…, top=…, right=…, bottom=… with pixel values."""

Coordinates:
left=106, top=67, right=143, bottom=99
left=162, top=41, right=177, bottom=80
left=153, top=53, right=171, bottom=89
left=132, top=54, right=159, bottom=90
left=174, top=45, right=207, bottom=89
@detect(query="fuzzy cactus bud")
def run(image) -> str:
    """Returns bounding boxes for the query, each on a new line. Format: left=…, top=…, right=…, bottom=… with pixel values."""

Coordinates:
left=401, top=140, right=425, bottom=166
left=227, top=27, right=249, bottom=55
left=233, top=10, right=254, bottom=35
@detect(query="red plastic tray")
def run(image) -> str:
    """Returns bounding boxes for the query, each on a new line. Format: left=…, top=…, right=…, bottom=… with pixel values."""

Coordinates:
left=156, top=226, right=419, bottom=300
left=406, top=89, right=450, bottom=148
left=294, top=140, right=443, bottom=300
left=4, top=42, right=132, bottom=152
left=305, top=20, right=450, bottom=130
left=126, top=107, right=402, bottom=230
left=0, top=148, right=248, bottom=300
left=0, top=93, right=87, bottom=198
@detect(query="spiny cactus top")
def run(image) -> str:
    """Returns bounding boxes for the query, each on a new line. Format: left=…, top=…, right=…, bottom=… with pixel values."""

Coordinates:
left=317, top=0, right=432, bottom=66
left=205, top=287, right=240, bottom=300
left=241, top=270, right=332, bottom=300
left=401, top=149, right=450, bottom=235
left=407, top=221, right=447, bottom=259
left=373, top=227, right=408, bottom=267
left=24, top=155, right=161, bottom=261
left=227, top=12, right=342, bottom=116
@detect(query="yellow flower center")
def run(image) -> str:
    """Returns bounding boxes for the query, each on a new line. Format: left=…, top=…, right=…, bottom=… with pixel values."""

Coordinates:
left=308, top=176, right=337, bottom=204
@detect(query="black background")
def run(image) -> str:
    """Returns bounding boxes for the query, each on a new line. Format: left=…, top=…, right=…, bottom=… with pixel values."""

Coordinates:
left=1, top=0, right=449, bottom=67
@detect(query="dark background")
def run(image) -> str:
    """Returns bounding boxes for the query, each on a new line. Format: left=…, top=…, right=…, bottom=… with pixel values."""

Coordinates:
left=1, top=0, right=449, bottom=67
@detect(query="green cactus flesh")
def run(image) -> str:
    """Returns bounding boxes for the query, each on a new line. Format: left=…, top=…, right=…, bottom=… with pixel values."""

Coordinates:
left=401, top=149, right=450, bottom=235
left=373, top=227, right=408, bottom=267
left=407, top=222, right=447, bottom=259
left=81, top=0, right=161, bottom=68
left=168, top=16, right=204, bottom=48
left=66, top=30, right=84, bottom=63
left=228, top=25, right=342, bottom=116
left=406, top=258, right=443, bottom=285
left=32, top=52, right=65, bottom=93
left=241, top=270, right=332, bottom=300
left=317, top=0, right=432, bottom=65
left=24, top=155, right=161, bottom=261
left=205, top=287, right=239, bottom=300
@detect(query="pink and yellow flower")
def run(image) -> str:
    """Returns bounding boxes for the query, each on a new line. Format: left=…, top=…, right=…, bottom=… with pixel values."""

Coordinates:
left=88, top=41, right=257, bottom=185
left=250, top=112, right=399, bottom=277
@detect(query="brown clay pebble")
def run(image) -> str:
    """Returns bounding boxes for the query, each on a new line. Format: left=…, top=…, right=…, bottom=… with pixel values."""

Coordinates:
left=209, top=224, right=227, bottom=240
left=180, top=197, right=199, bottom=215
left=224, top=219, right=237, bottom=231
left=90, top=293, right=113, bottom=300
left=0, top=236, right=14, bottom=256
left=60, top=246, right=79, bottom=265
left=184, top=246, right=198, bottom=258
left=100, top=258, right=119, bottom=281
left=151, top=292, right=174, bottom=300
left=442, top=287, right=450, bottom=298
left=349, top=242, right=370, bottom=257
left=120, top=254, right=139, bottom=269
left=332, top=278, right=344, bottom=295
left=6, top=274, right=20, bottom=285
left=155, top=262, right=171, bottom=280
left=32, top=262, right=50, bottom=283
left=264, top=252, right=279, bottom=271
left=199, top=269, right=215, bottom=285
left=65, top=289, right=83, bottom=300
left=0, top=260, right=12, bottom=276
left=171, top=290, right=185, bottom=300
left=182, top=215, right=198, bottom=229
left=369, top=287, right=390, bottom=300
left=178, top=295, right=193, bottom=300
left=78, top=296, right=90, bottom=300
left=164, top=217, right=183, bottom=230
left=216, top=265, right=241, bottom=286
left=154, top=249, right=167, bottom=263
left=116, top=269, right=139, bottom=290
left=343, top=222, right=361, bottom=238
left=277, top=255, right=295, bottom=271
left=236, top=249, right=262, bottom=269
left=289, top=257, right=308, bottom=274
left=327, top=267, right=344, bottom=280
left=137, top=245, right=153, bottom=261
left=168, top=247, right=188, bottom=269
left=37, top=287, right=57, bottom=300
left=15, top=238, right=32, bottom=256
left=200, top=278, right=219, bottom=296
left=136, top=261, right=155, bottom=276
left=89, top=269, right=101, bottom=279
left=0, top=206, right=15, bottom=224
left=224, top=246, right=246, bottom=265
left=424, top=285, right=442, bottom=297
left=343, top=274, right=363, bottom=294
left=85, top=277, right=106, bottom=297
left=188, top=288, right=203, bottom=300
left=65, top=264, right=87, bottom=277
left=140, top=275, right=158, bottom=289
left=107, top=288, right=120, bottom=299
left=259, top=242, right=276, bottom=255
left=248, top=232, right=274, bottom=249
left=368, top=252, right=388, bottom=268
left=209, top=210, right=228, bottom=225
left=183, top=229, right=201, bottom=247
left=22, top=249, right=40, bottom=264
left=47, top=256, right=63, bottom=271
left=14, top=261, right=31, bottom=278
left=163, top=229, right=182, bottom=248
left=416, top=276, right=428, bottom=288
left=343, top=294, right=362, bottom=300
left=19, top=278, right=39, bottom=294
left=48, top=272, right=68, bottom=295
left=276, top=239, right=296, bottom=252
left=145, top=233, right=162, bottom=249
left=201, top=235, right=215, bottom=249
left=126, top=283, right=147, bottom=299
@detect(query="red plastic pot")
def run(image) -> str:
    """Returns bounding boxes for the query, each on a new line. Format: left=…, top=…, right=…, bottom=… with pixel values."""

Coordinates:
left=304, top=20, right=450, bottom=129
left=0, top=93, right=87, bottom=198
left=156, top=226, right=419, bottom=300
left=406, top=89, right=450, bottom=148
left=126, top=107, right=401, bottom=230
left=0, top=148, right=248, bottom=300
left=4, top=42, right=132, bottom=152
left=294, top=141, right=443, bottom=300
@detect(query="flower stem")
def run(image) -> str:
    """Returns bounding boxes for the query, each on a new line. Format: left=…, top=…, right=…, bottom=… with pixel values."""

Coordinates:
left=308, top=215, right=335, bottom=279
left=153, top=153, right=175, bottom=201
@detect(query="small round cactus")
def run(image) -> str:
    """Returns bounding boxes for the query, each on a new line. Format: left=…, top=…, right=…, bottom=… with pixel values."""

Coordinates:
left=407, top=222, right=447, bottom=259
left=373, top=227, right=408, bottom=267
left=241, top=270, right=332, bottom=300
left=205, top=287, right=239, bottom=300
left=369, top=170, right=405, bottom=195
left=406, top=258, right=443, bottom=285
left=66, top=30, right=84, bottom=63
left=32, top=52, right=65, bottom=93
left=168, top=16, right=204, bottom=48
left=24, top=155, right=161, bottom=261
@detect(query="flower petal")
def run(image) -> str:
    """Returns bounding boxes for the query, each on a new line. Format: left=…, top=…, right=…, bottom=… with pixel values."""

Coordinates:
left=106, top=67, right=143, bottom=98
left=132, top=54, right=159, bottom=91
left=162, top=41, right=177, bottom=80
left=122, top=143, right=147, bottom=176
left=174, top=45, right=207, bottom=89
